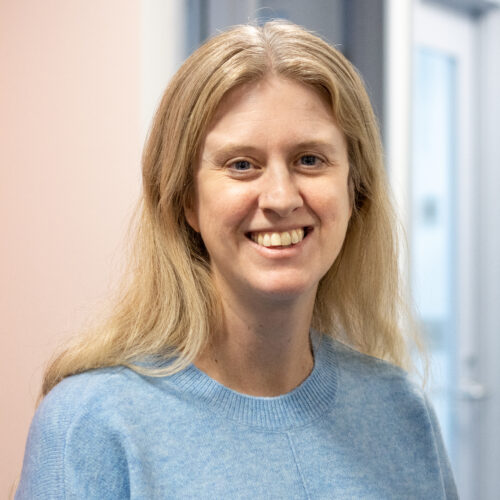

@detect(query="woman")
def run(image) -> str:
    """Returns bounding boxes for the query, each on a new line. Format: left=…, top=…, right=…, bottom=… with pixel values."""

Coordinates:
left=16, top=21, right=458, bottom=499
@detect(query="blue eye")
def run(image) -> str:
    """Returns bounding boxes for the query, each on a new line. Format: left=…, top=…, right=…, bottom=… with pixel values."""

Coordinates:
left=231, top=160, right=252, bottom=171
left=300, top=155, right=320, bottom=166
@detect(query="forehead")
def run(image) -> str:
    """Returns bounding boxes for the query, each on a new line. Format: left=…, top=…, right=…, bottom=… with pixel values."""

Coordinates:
left=211, top=76, right=332, bottom=121
left=202, top=76, right=344, bottom=150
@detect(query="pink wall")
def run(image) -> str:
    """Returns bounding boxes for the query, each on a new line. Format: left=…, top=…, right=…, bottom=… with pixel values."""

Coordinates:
left=0, top=1, right=142, bottom=495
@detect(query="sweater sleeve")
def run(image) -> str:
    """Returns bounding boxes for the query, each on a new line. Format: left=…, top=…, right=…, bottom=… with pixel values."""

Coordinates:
left=15, top=376, right=131, bottom=500
left=423, top=395, right=459, bottom=499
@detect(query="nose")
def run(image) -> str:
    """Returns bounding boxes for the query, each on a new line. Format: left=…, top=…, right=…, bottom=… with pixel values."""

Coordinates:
left=258, top=163, right=303, bottom=217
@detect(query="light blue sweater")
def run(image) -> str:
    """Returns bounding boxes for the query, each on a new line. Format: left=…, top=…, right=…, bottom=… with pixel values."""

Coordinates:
left=16, top=334, right=458, bottom=499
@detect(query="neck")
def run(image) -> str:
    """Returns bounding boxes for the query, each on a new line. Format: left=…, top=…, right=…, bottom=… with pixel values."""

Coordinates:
left=194, top=286, right=316, bottom=397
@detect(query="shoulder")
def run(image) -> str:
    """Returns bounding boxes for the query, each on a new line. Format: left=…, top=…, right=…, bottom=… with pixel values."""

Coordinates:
left=321, top=334, right=411, bottom=378
left=321, top=334, right=446, bottom=451
left=16, top=367, right=143, bottom=499
left=320, top=334, right=428, bottom=411
left=35, top=366, right=142, bottom=431
left=317, top=335, right=458, bottom=498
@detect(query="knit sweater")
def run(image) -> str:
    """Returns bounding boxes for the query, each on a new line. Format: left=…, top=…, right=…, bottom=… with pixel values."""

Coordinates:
left=16, top=334, right=458, bottom=499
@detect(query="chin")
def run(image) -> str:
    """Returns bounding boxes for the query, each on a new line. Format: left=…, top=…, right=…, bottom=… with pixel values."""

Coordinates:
left=251, top=277, right=319, bottom=302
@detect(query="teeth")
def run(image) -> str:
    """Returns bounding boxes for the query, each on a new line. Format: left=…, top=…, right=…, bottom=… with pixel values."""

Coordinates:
left=250, top=228, right=306, bottom=248
left=281, top=231, right=291, bottom=246
left=271, top=233, right=281, bottom=246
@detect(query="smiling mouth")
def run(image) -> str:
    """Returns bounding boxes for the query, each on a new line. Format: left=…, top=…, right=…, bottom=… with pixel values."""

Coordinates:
left=246, top=227, right=311, bottom=248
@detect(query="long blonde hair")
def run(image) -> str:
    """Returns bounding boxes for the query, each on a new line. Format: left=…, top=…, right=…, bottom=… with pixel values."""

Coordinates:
left=42, top=21, right=421, bottom=397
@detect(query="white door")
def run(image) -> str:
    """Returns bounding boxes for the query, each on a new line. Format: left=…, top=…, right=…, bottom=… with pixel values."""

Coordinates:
left=412, top=1, right=485, bottom=498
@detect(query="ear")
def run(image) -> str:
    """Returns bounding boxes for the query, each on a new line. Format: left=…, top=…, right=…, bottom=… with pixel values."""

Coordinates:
left=183, top=194, right=200, bottom=233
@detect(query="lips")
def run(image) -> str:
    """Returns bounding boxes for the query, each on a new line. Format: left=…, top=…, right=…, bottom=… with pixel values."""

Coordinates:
left=248, top=227, right=308, bottom=247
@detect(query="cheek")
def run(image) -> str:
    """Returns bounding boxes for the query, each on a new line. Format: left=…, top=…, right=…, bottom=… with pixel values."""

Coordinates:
left=311, top=187, right=351, bottom=223
left=197, top=187, right=254, bottom=238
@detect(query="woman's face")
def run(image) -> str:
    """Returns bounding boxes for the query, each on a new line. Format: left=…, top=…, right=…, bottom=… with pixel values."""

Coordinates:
left=185, top=76, right=352, bottom=306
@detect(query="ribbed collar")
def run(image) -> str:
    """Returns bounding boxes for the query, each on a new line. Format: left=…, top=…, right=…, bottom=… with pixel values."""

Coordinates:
left=167, top=331, right=339, bottom=431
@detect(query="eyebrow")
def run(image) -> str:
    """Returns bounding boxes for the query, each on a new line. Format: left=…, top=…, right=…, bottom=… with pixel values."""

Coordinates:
left=292, top=140, right=341, bottom=155
left=205, top=140, right=341, bottom=163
